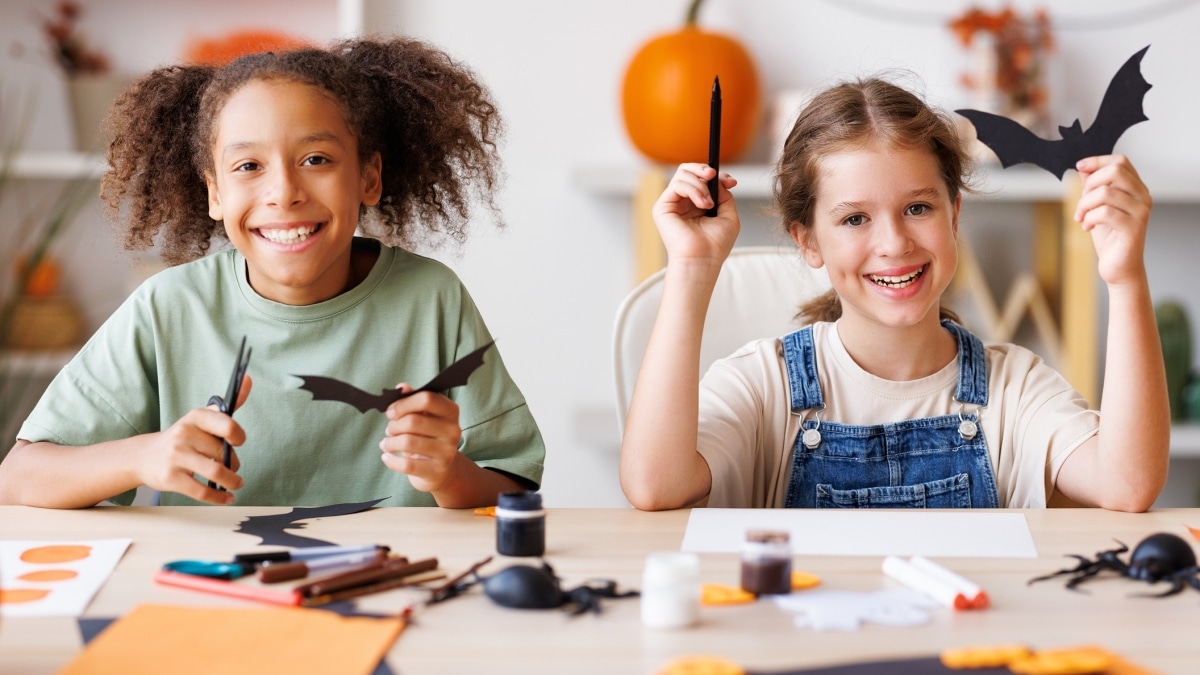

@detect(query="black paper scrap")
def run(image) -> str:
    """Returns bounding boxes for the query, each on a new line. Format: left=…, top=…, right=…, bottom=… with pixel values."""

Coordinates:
left=294, top=341, right=496, bottom=414
left=956, top=45, right=1151, bottom=179
left=234, top=498, right=388, bottom=547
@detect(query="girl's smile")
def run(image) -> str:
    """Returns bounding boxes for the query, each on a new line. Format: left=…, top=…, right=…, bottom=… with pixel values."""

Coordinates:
left=205, top=79, right=381, bottom=306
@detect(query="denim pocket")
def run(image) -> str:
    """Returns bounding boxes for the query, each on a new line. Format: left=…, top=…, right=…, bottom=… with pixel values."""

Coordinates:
left=815, top=473, right=971, bottom=508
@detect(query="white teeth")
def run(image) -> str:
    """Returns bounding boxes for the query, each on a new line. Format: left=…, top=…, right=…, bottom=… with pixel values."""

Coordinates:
left=260, top=225, right=317, bottom=244
left=869, top=268, right=923, bottom=288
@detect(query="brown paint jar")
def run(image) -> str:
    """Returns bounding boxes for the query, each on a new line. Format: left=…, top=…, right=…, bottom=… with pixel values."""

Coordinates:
left=739, top=529, right=792, bottom=595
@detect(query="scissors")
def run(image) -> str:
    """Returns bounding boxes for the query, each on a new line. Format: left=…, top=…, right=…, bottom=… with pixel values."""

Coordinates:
left=207, top=336, right=252, bottom=491
left=163, top=559, right=254, bottom=580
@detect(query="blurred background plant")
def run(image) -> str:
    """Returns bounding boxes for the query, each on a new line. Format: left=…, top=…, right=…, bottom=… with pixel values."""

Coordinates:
left=950, top=5, right=1055, bottom=133
left=42, top=0, right=110, bottom=76
left=0, top=87, right=96, bottom=456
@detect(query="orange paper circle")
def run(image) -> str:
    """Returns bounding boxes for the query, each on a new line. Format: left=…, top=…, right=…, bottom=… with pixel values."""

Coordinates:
left=18, top=569, right=79, bottom=582
left=791, top=570, right=821, bottom=590
left=655, top=655, right=745, bottom=675
left=0, top=588, right=51, bottom=604
left=20, top=545, right=92, bottom=564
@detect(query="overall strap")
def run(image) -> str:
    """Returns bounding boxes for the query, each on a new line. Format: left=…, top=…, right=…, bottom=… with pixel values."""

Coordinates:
left=782, top=326, right=824, bottom=412
left=944, top=320, right=989, bottom=407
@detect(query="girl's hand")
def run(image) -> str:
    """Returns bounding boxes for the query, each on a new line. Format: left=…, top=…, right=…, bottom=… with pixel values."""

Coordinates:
left=380, top=385, right=465, bottom=494
left=1073, top=155, right=1152, bottom=287
left=652, top=163, right=741, bottom=264
left=138, top=404, right=246, bottom=505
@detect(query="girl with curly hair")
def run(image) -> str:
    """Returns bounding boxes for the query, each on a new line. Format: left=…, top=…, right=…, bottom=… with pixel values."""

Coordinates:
left=1, top=38, right=545, bottom=508
left=620, top=77, right=1167, bottom=513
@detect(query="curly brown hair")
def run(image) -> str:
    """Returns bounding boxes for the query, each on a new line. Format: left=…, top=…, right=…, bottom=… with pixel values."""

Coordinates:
left=773, top=77, right=972, bottom=325
left=100, top=37, right=504, bottom=265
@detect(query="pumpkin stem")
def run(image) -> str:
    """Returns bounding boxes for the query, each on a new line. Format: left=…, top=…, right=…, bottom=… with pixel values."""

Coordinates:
left=685, top=0, right=704, bottom=26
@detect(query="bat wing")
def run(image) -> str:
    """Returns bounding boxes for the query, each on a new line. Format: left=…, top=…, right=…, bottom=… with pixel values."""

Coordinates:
left=1082, top=45, right=1151, bottom=156
left=235, top=498, right=388, bottom=547
left=294, top=374, right=401, bottom=414
left=955, top=108, right=1074, bottom=179
left=416, top=340, right=496, bottom=394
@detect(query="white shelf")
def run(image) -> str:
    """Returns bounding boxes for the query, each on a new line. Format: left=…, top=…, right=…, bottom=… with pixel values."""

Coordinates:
left=574, top=163, right=1200, bottom=204
left=10, top=152, right=107, bottom=180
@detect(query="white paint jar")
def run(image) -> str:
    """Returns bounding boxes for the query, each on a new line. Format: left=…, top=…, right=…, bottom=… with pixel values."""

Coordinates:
left=640, top=551, right=700, bottom=629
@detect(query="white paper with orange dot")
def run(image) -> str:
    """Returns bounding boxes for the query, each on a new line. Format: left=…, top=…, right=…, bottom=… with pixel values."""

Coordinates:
left=0, top=539, right=131, bottom=616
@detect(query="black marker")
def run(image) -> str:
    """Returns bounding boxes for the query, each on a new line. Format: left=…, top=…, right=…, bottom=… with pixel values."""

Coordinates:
left=706, top=76, right=722, bottom=217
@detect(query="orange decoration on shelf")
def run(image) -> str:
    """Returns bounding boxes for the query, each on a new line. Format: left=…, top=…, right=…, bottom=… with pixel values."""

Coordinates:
left=184, top=30, right=310, bottom=67
left=20, top=544, right=92, bottom=564
left=14, top=255, right=61, bottom=298
left=621, top=0, right=760, bottom=164
left=18, top=569, right=80, bottom=582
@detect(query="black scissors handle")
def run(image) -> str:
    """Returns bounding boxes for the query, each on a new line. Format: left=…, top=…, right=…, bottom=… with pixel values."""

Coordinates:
left=207, top=337, right=252, bottom=492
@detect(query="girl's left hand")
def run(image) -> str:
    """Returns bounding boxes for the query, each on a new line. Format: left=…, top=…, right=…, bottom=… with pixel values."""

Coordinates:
left=1073, top=154, right=1152, bottom=287
left=379, top=385, right=464, bottom=493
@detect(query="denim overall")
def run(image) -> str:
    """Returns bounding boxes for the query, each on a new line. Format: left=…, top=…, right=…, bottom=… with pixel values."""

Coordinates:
left=781, top=321, right=1000, bottom=509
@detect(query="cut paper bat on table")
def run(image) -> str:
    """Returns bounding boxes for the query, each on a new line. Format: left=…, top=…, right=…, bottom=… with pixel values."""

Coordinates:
left=234, top=498, right=387, bottom=547
left=294, top=341, right=496, bottom=414
left=956, top=45, right=1151, bottom=180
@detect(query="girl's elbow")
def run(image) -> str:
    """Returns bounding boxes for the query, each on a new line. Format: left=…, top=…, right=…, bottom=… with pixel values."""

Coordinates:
left=622, top=482, right=684, bottom=511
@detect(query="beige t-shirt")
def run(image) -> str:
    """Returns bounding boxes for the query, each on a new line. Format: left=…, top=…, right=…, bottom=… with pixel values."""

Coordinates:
left=696, top=321, right=1098, bottom=508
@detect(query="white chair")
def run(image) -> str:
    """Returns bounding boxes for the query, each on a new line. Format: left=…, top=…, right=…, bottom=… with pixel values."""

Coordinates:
left=612, top=245, right=832, bottom=433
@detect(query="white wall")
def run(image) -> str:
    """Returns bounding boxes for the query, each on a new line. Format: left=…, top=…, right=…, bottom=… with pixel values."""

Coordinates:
left=4, top=0, right=1200, bottom=506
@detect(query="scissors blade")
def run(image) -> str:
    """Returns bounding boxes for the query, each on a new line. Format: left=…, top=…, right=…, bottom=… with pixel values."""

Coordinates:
left=223, top=336, right=248, bottom=412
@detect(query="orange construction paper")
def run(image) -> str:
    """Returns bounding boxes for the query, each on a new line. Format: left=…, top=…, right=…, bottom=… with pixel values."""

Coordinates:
left=59, top=604, right=405, bottom=675
left=1187, top=524, right=1200, bottom=542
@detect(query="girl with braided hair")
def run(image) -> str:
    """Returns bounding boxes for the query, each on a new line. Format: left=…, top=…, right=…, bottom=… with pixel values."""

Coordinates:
left=1, top=38, right=545, bottom=508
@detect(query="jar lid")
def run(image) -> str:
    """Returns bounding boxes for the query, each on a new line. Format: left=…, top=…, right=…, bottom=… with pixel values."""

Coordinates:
left=498, top=491, right=543, bottom=511
left=745, top=529, right=789, bottom=544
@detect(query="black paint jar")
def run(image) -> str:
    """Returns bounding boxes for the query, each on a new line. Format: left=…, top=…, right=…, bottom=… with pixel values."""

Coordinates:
left=496, top=491, right=545, bottom=557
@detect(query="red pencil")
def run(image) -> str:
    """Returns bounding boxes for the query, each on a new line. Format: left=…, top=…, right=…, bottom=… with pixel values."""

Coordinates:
left=154, top=570, right=302, bottom=607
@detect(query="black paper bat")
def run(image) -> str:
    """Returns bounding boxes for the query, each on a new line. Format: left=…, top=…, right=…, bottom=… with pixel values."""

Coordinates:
left=234, top=498, right=388, bottom=547
left=293, top=340, right=496, bottom=414
left=956, top=45, right=1151, bottom=180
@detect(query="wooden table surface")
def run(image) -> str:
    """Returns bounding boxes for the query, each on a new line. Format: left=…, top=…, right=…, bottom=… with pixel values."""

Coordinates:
left=2, top=506, right=1199, bottom=674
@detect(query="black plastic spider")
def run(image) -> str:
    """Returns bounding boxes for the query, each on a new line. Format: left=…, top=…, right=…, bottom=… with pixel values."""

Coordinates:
left=1028, top=532, right=1200, bottom=596
left=433, top=561, right=639, bottom=615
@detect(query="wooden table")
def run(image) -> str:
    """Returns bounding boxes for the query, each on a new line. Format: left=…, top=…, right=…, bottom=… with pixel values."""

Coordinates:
left=2, top=506, right=1199, bottom=674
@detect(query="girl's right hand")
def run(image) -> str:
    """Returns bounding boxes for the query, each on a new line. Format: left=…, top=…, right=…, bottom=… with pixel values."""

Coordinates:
left=652, top=163, right=741, bottom=264
left=137, top=376, right=251, bottom=504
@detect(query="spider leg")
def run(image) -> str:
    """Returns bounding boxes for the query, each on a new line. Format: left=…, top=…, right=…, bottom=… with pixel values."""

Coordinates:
left=1028, top=555, right=1100, bottom=585
left=1063, top=565, right=1114, bottom=593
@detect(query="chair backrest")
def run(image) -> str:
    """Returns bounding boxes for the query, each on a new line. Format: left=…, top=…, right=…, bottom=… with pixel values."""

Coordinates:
left=612, top=246, right=832, bottom=433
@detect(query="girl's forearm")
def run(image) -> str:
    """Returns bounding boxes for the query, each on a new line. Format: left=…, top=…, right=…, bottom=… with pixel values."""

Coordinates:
left=0, top=438, right=146, bottom=508
left=620, top=261, right=721, bottom=510
left=1094, top=279, right=1171, bottom=510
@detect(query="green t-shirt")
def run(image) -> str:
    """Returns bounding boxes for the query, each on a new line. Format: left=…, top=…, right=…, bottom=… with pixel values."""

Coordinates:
left=18, top=239, right=544, bottom=506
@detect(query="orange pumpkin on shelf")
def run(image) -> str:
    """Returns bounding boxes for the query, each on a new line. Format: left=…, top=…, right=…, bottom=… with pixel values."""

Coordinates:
left=621, top=0, right=761, bottom=164
left=14, top=255, right=61, bottom=299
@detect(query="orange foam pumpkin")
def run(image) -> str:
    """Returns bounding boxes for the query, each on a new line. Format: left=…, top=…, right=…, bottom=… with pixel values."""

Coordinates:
left=621, top=0, right=761, bottom=164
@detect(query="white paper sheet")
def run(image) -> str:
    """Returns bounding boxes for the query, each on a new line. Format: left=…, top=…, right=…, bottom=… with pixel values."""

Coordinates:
left=681, top=510, right=1037, bottom=558
left=0, top=539, right=131, bottom=617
